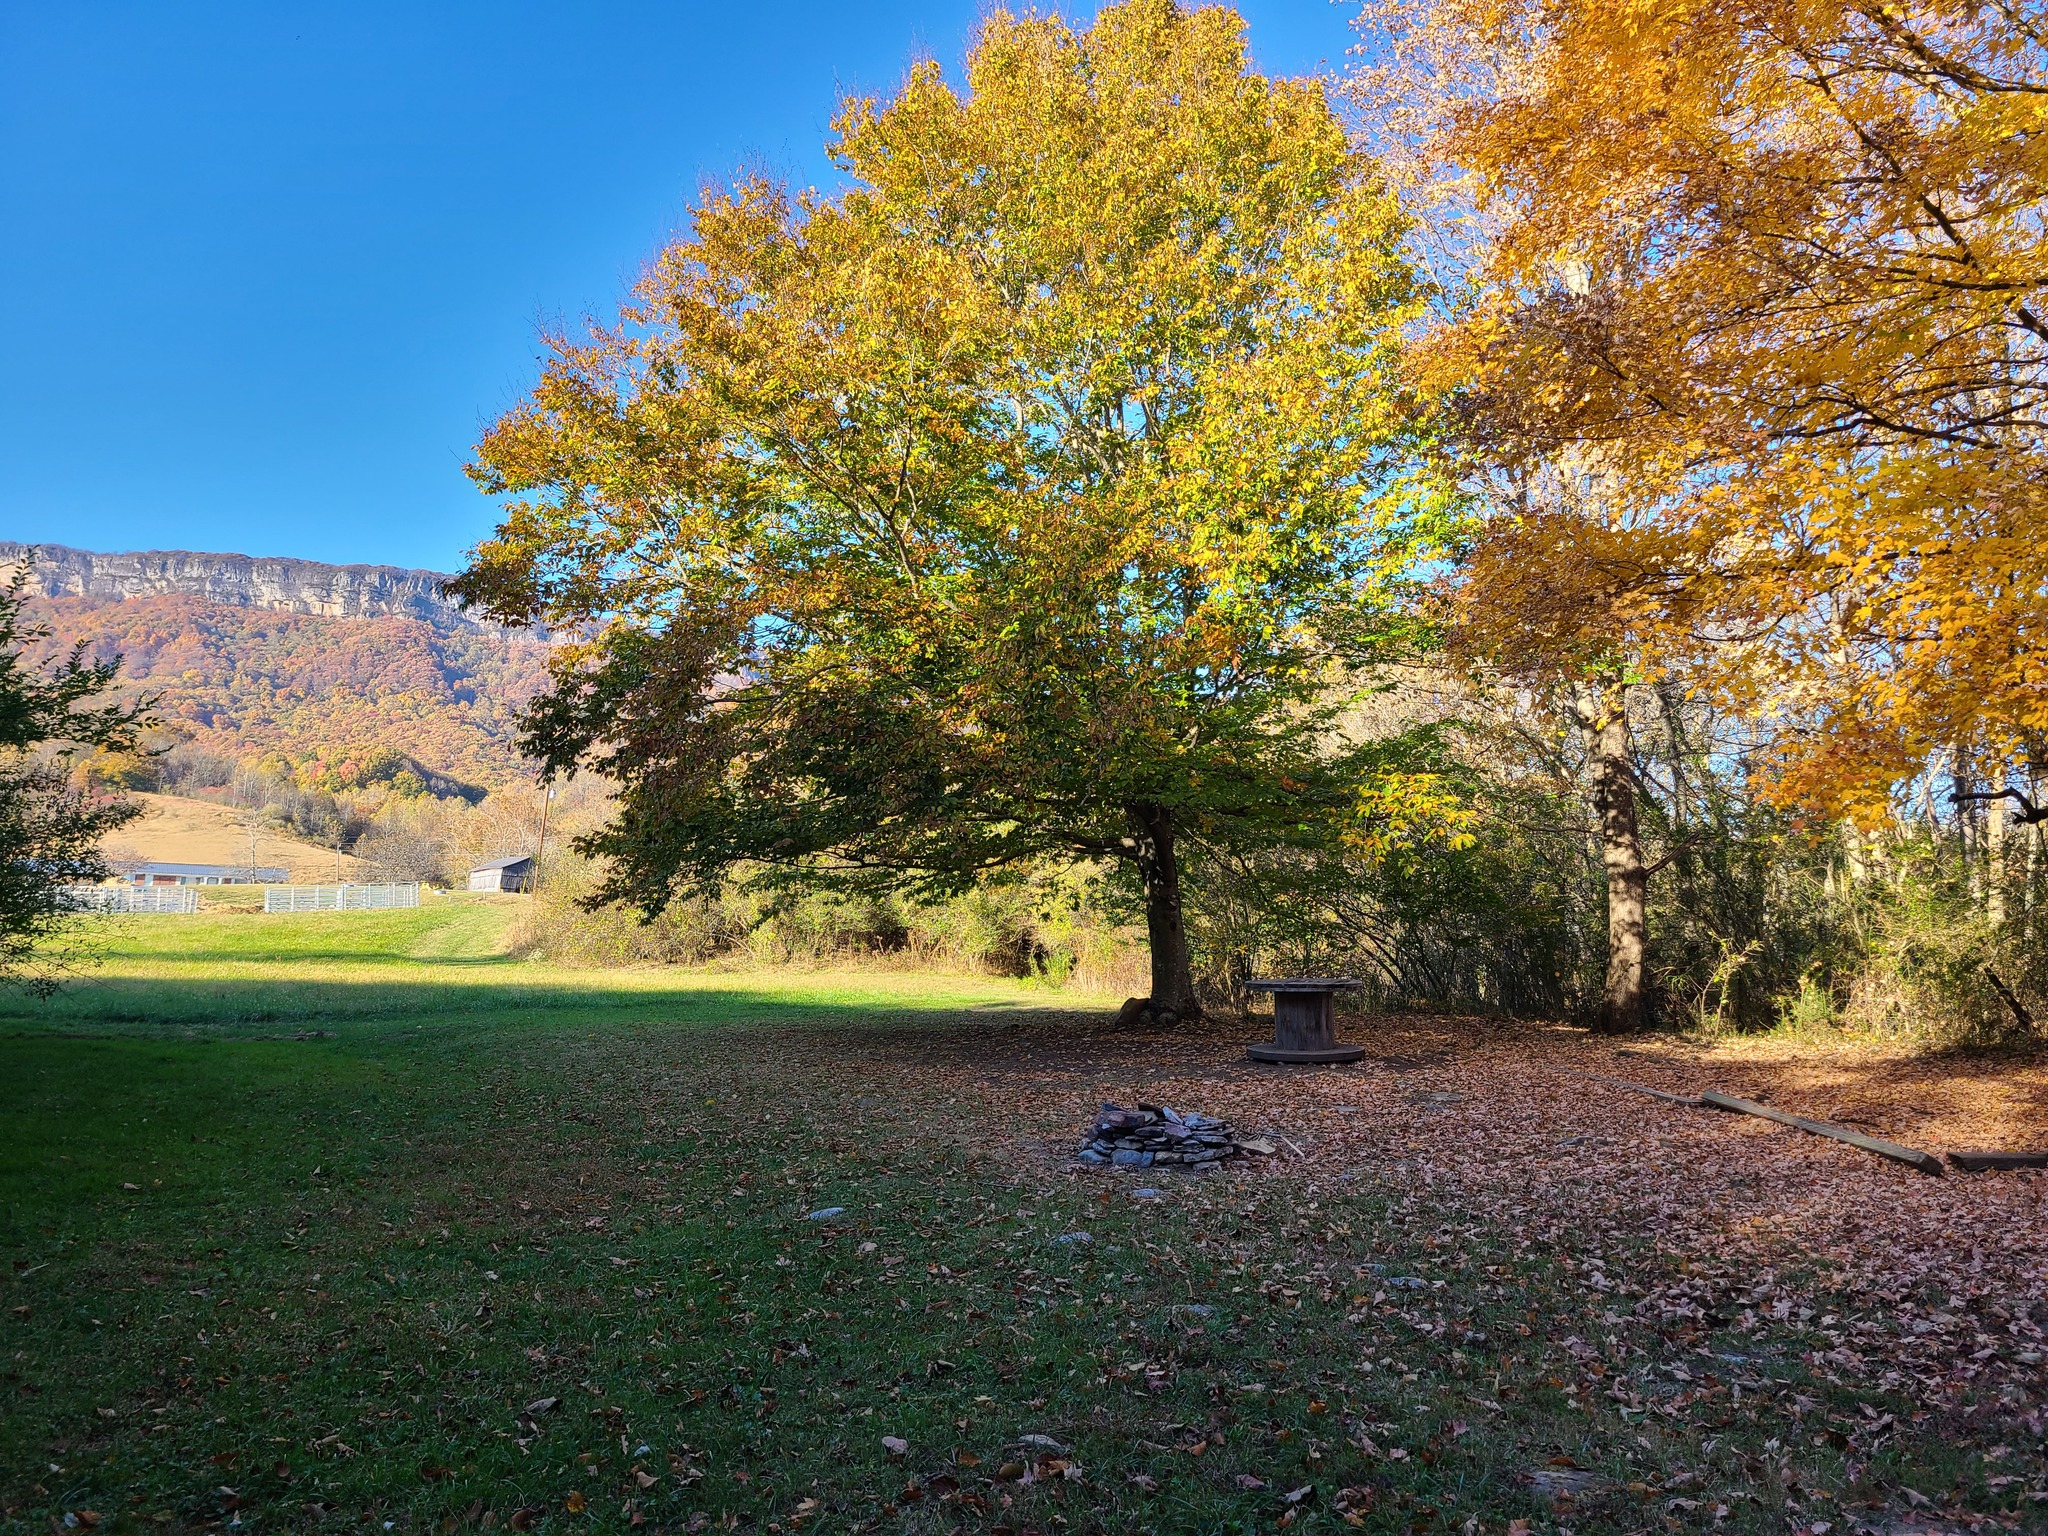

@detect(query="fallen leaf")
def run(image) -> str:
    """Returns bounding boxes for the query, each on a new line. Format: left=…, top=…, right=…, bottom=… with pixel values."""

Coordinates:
left=881, top=1435, right=908, bottom=1456
left=564, top=1489, right=586, bottom=1514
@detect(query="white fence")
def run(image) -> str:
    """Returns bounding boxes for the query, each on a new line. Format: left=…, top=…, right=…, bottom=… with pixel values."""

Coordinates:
left=265, top=883, right=420, bottom=913
left=59, top=885, right=200, bottom=914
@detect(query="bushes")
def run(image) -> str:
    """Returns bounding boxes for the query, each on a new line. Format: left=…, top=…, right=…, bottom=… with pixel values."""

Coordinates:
left=507, top=868, right=748, bottom=966
left=1816, top=838, right=2047, bottom=1046
left=508, top=855, right=1147, bottom=988
left=1167, top=676, right=2045, bottom=1046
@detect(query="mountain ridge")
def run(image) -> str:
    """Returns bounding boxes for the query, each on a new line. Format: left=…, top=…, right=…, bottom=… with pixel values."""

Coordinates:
left=0, top=541, right=490, bottom=629
left=9, top=543, right=551, bottom=792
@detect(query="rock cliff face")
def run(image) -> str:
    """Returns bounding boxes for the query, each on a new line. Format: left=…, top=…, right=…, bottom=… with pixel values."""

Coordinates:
left=0, top=542, right=484, bottom=628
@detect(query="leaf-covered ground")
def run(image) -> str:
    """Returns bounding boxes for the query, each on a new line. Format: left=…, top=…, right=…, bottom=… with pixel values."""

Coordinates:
left=2, top=910, right=2044, bottom=1534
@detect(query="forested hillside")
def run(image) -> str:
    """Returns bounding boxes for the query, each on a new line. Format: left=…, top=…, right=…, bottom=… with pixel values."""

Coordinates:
left=16, top=558, right=550, bottom=794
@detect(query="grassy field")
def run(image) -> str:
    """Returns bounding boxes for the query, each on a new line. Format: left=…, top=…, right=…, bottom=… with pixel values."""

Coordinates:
left=0, top=908, right=2034, bottom=1533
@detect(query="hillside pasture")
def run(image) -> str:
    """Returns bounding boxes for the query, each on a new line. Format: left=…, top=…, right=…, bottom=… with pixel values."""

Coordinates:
left=101, top=793, right=368, bottom=886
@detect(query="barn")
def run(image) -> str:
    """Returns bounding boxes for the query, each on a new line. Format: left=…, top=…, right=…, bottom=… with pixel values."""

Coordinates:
left=468, top=856, right=535, bottom=893
left=126, top=861, right=288, bottom=887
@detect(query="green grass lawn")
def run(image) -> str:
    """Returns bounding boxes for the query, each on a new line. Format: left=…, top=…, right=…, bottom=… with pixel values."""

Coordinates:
left=22, top=901, right=1036, bottom=1034
left=0, top=908, right=2021, bottom=1533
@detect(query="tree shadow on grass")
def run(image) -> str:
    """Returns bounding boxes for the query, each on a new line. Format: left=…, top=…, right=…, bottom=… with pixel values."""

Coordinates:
left=0, top=967, right=1116, bottom=1039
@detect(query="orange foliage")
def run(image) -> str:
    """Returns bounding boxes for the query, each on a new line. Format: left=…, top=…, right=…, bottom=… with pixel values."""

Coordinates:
left=24, top=594, right=551, bottom=791
left=1358, top=0, right=2048, bottom=819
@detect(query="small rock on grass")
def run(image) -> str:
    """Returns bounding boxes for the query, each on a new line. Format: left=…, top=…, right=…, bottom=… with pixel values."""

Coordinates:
left=806, top=1206, right=846, bottom=1221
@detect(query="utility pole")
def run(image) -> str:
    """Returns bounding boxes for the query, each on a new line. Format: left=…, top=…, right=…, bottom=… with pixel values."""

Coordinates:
left=533, top=782, right=553, bottom=897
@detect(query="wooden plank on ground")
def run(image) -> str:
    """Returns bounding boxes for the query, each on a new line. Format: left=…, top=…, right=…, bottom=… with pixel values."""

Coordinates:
left=1557, top=1069, right=1703, bottom=1107
left=1948, top=1150, right=2048, bottom=1173
left=1698, top=1090, right=1944, bottom=1177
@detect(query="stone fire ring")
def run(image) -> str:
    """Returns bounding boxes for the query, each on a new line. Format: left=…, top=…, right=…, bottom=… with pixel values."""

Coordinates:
left=1244, top=977, right=1366, bottom=1065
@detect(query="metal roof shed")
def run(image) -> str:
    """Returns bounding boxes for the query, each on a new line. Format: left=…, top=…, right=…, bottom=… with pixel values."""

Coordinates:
left=468, top=856, right=535, bottom=893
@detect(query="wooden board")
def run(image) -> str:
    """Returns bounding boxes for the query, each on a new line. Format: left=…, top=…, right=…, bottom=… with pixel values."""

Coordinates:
left=1698, top=1090, right=1944, bottom=1177
left=1558, top=1069, right=1702, bottom=1107
left=1948, top=1150, right=2048, bottom=1173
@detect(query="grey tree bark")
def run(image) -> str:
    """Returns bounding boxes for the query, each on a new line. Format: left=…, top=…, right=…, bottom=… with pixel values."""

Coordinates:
left=1988, top=764, right=2008, bottom=928
left=1128, top=802, right=1202, bottom=1020
left=1570, top=676, right=1649, bottom=1034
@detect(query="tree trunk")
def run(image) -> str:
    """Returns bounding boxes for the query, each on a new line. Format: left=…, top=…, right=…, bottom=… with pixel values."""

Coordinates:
left=1128, top=802, right=1202, bottom=1019
left=2026, top=794, right=2041, bottom=943
left=1572, top=677, right=1648, bottom=1034
left=1988, top=764, right=2008, bottom=928
left=1840, top=820, right=1868, bottom=886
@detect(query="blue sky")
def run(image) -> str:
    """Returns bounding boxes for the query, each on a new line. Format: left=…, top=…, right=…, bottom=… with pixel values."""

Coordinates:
left=0, top=1, right=1359, bottom=574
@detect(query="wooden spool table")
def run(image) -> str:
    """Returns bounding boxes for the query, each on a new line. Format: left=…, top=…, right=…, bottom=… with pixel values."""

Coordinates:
left=1244, top=977, right=1365, bottom=1064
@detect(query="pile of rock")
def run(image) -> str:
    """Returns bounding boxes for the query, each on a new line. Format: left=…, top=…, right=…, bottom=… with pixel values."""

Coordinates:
left=1076, top=1102, right=1272, bottom=1168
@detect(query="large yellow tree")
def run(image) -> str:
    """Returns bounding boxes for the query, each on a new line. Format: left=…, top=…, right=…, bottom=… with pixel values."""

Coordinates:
left=1353, top=0, right=2048, bottom=1029
left=1358, top=0, right=2048, bottom=820
left=454, top=0, right=1452, bottom=1021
